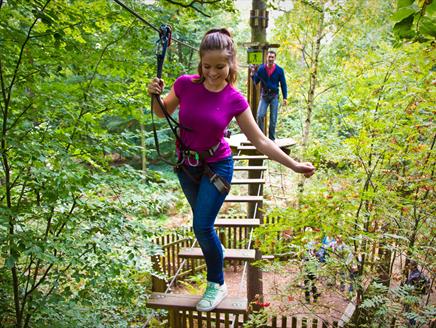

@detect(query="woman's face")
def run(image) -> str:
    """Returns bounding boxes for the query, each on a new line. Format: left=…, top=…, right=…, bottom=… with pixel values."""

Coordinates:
left=201, top=50, right=231, bottom=91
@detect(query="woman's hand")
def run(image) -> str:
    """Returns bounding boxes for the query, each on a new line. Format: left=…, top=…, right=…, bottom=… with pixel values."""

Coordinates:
left=147, top=77, right=164, bottom=96
left=295, top=162, right=316, bottom=178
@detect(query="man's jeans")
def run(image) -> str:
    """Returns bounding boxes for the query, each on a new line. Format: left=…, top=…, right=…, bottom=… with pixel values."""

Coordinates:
left=257, top=95, right=279, bottom=140
left=176, top=157, right=233, bottom=285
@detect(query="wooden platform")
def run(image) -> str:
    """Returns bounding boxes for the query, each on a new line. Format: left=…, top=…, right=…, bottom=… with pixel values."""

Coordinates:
left=214, top=218, right=260, bottom=227
left=233, top=155, right=268, bottom=160
left=224, top=195, right=263, bottom=203
left=147, top=292, right=247, bottom=314
left=237, top=145, right=256, bottom=151
left=233, top=166, right=267, bottom=171
left=179, top=248, right=256, bottom=261
left=231, top=178, right=265, bottom=185
left=226, top=133, right=297, bottom=152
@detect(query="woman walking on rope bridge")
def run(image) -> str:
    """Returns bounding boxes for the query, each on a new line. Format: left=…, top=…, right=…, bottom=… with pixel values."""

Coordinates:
left=148, top=28, right=315, bottom=312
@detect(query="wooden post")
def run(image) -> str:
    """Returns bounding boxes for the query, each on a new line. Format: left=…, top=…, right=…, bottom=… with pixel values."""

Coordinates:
left=246, top=0, right=269, bottom=312
left=248, top=0, right=268, bottom=131
left=247, top=158, right=264, bottom=219
left=168, top=309, right=177, bottom=328
left=151, top=254, right=167, bottom=292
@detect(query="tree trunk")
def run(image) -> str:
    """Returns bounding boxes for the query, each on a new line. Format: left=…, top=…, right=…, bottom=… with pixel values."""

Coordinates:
left=377, top=241, right=392, bottom=287
left=302, top=11, right=324, bottom=151
left=298, top=10, right=324, bottom=194
left=251, top=0, right=267, bottom=44
left=140, top=121, right=147, bottom=172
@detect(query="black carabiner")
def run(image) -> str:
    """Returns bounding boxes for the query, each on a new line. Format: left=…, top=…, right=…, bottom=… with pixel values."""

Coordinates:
left=156, top=25, right=172, bottom=79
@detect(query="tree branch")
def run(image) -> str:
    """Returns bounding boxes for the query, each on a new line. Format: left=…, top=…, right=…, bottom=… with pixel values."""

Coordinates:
left=163, top=0, right=222, bottom=17
left=7, top=103, right=32, bottom=132
left=55, top=197, right=77, bottom=237
left=66, top=22, right=134, bottom=153
left=6, top=0, right=51, bottom=113
left=24, top=246, right=92, bottom=326
left=299, top=0, right=323, bottom=13
left=0, top=59, right=7, bottom=116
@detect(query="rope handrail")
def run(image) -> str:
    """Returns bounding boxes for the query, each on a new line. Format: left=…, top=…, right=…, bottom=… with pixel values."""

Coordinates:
left=113, top=0, right=198, bottom=52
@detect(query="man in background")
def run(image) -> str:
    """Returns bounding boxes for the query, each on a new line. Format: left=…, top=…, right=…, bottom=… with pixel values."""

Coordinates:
left=251, top=51, right=288, bottom=141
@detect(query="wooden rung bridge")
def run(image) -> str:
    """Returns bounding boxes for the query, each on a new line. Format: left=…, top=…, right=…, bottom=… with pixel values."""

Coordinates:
left=146, top=135, right=301, bottom=327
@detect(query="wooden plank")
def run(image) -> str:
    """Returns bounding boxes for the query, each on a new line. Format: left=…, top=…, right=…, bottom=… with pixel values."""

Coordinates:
left=179, top=248, right=256, bottom=261
left=181, top=310, right=186, bottom=328
left=238, top=139, right=296, bottom=151
left=215, top=312, right=221, bottom=327
left=281, top=316, right=287, bottom=328
left=206, top=312, right=211, bottom=328
left=147, top=293, right=247, bottom=314
left=272, top=316, right=277, bottom=327
left=198, top=310, right=203, bottom=327
left=226, top=133, right=248, bottom=148
left=237, top=145, right=257, bottom=151
left=274, top=137, right=297, bottom=148
left=233, top=155, right=267, bottom=160
left=214, top=218, right=260, bottom=227
left=227, top=133, right=295, bottom=150
left=231, top=178, right=265, bottom=185
left=233, top=165, right=267, bottom=171
left=224, top=195, right=263, bottom=203
left=189, top=309, right=194, bottom=327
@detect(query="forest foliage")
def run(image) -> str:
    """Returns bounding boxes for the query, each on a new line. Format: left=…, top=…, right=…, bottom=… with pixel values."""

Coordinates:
left=0, top=0, right=434, bottom=327
left=0, top=0, right=239, bottom=327
left=253, top=0, right=435, bottom=326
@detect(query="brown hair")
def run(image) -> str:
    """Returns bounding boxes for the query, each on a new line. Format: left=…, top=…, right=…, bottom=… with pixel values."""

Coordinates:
left=193, top=28, right=238, bottom=85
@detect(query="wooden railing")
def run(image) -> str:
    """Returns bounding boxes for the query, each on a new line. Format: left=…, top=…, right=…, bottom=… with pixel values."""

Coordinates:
left=169, top=310, right=340, bottom=328
left=151, top=215, right=284, bottom=290
left=150, top=222, right=342, bottom=328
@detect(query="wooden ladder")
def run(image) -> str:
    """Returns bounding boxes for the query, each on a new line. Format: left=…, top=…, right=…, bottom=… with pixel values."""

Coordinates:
left=147, top=141, right=268, bottom=326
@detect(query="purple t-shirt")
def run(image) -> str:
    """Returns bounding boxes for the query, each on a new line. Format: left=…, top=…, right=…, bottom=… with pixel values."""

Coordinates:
left=174, top=74, right=248, bottom=163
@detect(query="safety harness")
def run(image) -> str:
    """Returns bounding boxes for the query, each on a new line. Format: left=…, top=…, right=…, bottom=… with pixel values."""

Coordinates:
left=151, top=25, right=230, bottom=194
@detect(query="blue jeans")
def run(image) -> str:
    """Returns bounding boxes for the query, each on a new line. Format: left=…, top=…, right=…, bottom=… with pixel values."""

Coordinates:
left=177, top=157, right=233, bottom=285
left=257, top=95, right=279, bottom=140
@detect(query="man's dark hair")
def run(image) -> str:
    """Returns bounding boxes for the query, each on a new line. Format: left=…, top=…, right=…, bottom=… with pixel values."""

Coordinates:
left=268, top=50, right=276, bottom=56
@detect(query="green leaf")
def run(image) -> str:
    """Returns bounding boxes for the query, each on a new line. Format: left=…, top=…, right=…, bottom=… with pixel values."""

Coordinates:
left=397, top=0, right=414, bottom=8
left=4, top=256, right=16, bottom=269
left=427, top=1, right=436, bottom=15
left=419, top=16, right=436, bottom=37
left=393, top=15, right=416, bottom=39
left=391, top=5, right=418, bottom=22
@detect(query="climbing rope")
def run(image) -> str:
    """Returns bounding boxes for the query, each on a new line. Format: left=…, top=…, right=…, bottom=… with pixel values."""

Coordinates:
left=113, top=3, right=266, bottom=325
left=111, top=2, right=204, bottom=326
left=113, top=0, right=198, bottom=51
left=113, top=0, right=198, bottom=168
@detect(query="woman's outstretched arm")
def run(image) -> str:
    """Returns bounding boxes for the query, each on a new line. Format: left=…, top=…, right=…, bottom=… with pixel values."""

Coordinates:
left=236, top=108, right=315, bottom=177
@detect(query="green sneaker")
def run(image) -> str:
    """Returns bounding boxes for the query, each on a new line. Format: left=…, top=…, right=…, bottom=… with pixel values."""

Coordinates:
left=196, top=282, right=228, bottom=312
